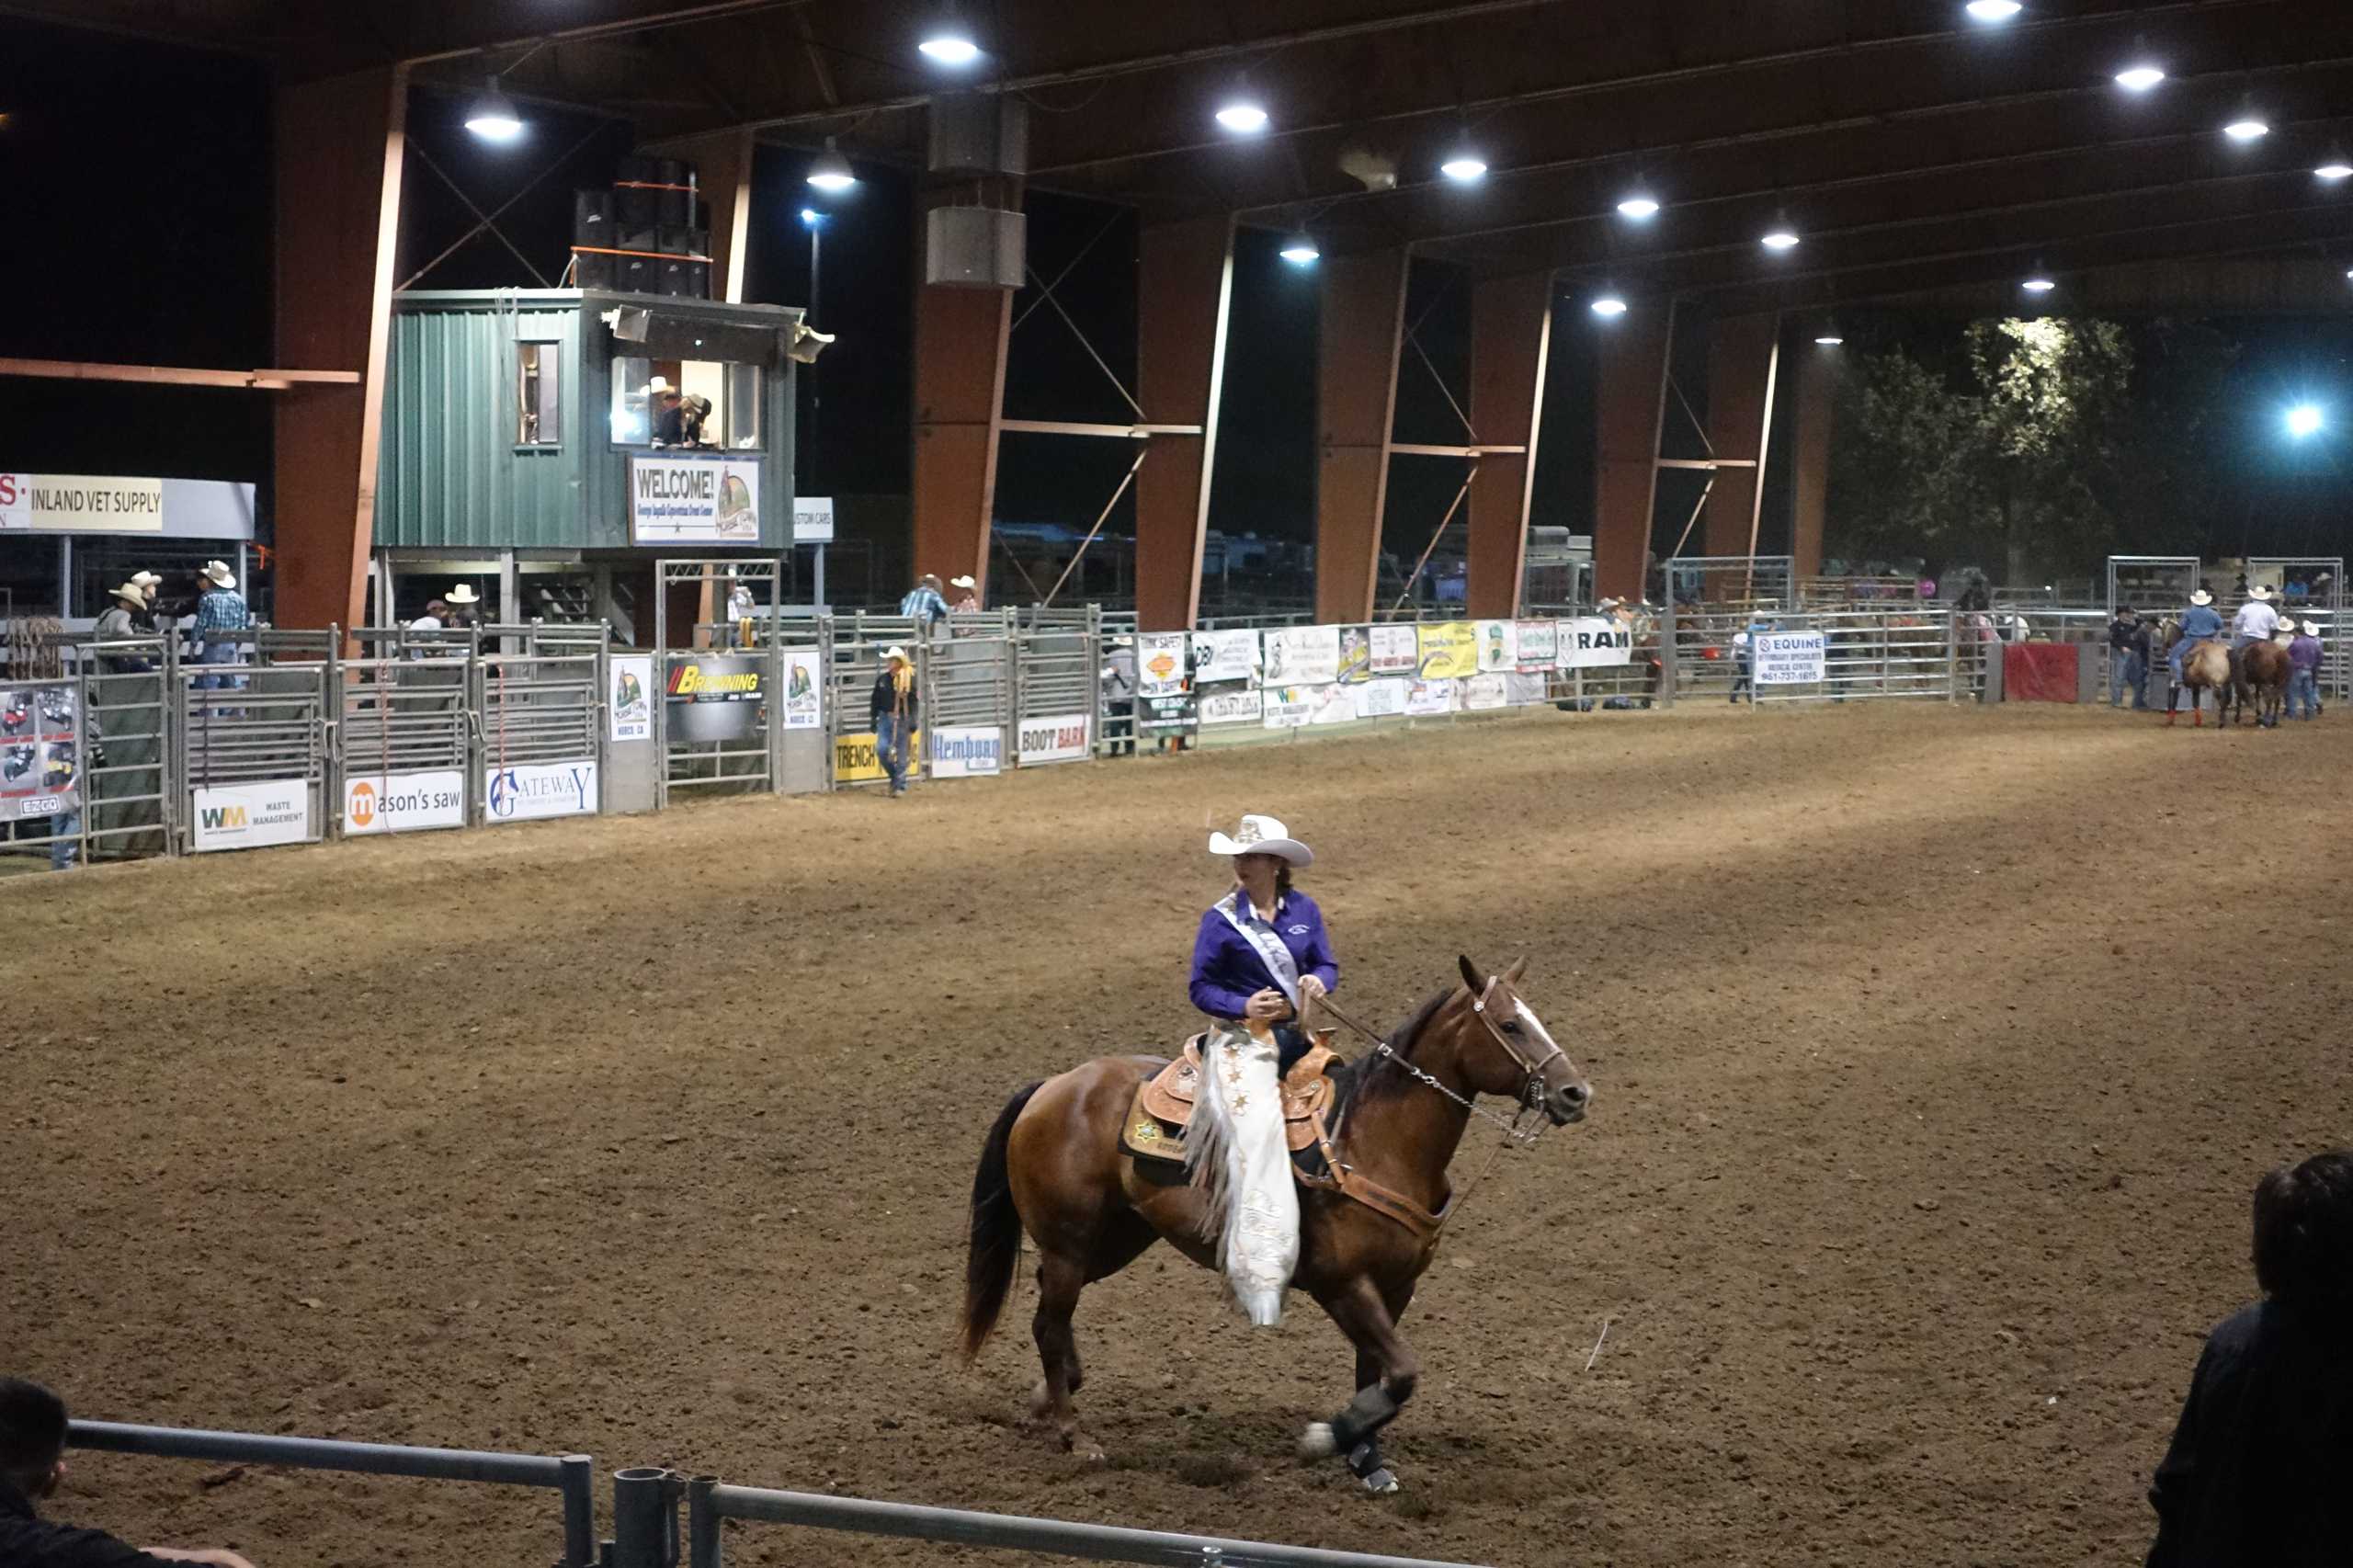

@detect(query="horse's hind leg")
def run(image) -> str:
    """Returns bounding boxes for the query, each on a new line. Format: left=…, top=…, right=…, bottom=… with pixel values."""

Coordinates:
left=1029, top=1250, right=1102, bottom=1460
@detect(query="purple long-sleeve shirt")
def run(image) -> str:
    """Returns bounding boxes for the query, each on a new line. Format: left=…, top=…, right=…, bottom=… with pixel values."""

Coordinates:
left=2289, top=634, right=2323, bottom=673
left=1188, top=889, right=1339, bottom=1021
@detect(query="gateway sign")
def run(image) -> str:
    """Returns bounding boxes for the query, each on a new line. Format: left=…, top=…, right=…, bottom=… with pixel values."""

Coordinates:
left=486, top=761, right=598, bottom=822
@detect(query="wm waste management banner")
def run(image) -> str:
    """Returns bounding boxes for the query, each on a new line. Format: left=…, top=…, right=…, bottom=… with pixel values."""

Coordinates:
left=629, top=453, right=762, bottom=543
left=1753, top=631, right=1828, bottom=685
left=486, top=762, right=598, bottom=823
left=929, top=724, right=1003, bottom=778
left=192, top=779, right=312, bottom=851
left=344, top=770, right=465, bottom=835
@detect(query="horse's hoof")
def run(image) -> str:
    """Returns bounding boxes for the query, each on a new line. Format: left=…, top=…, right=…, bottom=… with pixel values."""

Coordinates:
left=1066, top=1437, right=1106, bottom=1463
left=1298, top=1422, right=1338, bottom=1461
left=1358, top=1466, right=1401, bottom=1495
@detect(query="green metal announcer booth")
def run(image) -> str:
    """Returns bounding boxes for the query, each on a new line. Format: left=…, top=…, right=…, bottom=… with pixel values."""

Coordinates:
left=373, top=289, right=813, bottom=637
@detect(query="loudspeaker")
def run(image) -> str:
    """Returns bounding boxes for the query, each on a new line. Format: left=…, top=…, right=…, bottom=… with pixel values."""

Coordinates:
left=926, top=205, right=1026, bottom=288
left=657, top=255, right=695, bottom=297
left=618, top=250, right=659, bottom=293
left=928, top=92, right=1029, bottom=176
left=657, top=224, right=693, bottom=257
left=574, top=251, right=616, bottom=290
left=573, top=190, right=613, bottom=246
left=684, top=260, right=710, bottom=299
left=619, top=226, right=657, bottom=256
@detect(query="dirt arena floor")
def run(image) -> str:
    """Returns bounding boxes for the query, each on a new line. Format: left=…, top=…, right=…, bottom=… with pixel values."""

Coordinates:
left=7, top=700, right=2350, bottom=1567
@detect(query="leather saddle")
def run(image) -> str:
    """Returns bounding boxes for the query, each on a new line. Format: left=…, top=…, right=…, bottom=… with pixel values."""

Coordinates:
left=1121, top=1032, right=1338, bottom=1166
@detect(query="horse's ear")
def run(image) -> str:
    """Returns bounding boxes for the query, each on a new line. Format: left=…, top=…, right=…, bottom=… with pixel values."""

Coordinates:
left=1457, top=954, right=1483, bottom=993
left=1504, top=955, right=1529, bottom=985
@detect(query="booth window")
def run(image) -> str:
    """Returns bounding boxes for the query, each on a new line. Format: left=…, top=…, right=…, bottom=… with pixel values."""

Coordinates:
left=723, top=363, right=760, bottom=449
left=610, top=355, right=652, bottom=445
left=610, top=355, right=763, bottom=449
left=517, top=343, right=561, bottom=445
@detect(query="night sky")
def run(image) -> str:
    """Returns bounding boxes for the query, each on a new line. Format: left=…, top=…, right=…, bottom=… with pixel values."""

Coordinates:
left=6, top=13, right=2349, bottom=607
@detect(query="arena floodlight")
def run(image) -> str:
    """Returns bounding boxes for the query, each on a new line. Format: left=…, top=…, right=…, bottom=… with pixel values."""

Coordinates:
left=2223, top=118, right=2270, bottom=142
left=1761, top=228, right=1801, bottom=251
left=1279, top=230, right=1320, bottom=265
left=1590, top=295, right=1629, bottom=317
left=1965, top=0, right=2023, bottom=20
left=2115, top=64, right=2165, bottom=92
left=2317, top=162, right=2353, bottom=181
left=462, top=77, right=524, bottom=142
left=2287, top=403, right=2324, bottom=438
left=1215, top=100, right=1270, bottom=134
left=1814, top=332, right=1845, bottom=346
left=917, top=7, right=982, bottom=65
left=1616, top=193, right=1661, bottom=221
left=2023, top=276, right=2057, bottom=293
left=806, top=136, right=858, bottom=191
left=1439, top=153, right=1489, bottom=184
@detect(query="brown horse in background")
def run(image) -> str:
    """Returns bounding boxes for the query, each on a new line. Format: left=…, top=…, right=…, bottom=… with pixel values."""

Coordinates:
left=960, top=956, right=1590, bottom=1491
left=2162, top=620, right=2233, bottom=728
left=2236, top=637, right=2292, bottom=728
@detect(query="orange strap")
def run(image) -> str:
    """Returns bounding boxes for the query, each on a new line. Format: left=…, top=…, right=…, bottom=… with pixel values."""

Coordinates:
left=571, top=244, right=712, bottom=263
left=612, top=179, right=698, bottom=193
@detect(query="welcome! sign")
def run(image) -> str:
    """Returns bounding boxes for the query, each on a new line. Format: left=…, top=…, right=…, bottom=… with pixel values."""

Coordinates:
left=628, top=454, right=762, bottom=543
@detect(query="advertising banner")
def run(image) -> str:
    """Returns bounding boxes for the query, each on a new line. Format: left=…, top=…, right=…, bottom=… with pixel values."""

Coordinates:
left=1199, top=686, right=1262, bottom=725
left=928, top=724, right=1004, bottom=778
left=1416, top=621, right=1479, bottom=679
left=1475, top=619, right=1518, bottom=673
left=1017, top=712, right=1091, bottom=766
left=1754, top=631, right=1828, bottom=685
left=1462, top=673, right=1509, bottom=710
left=0, top=473, right=164, bottom=533
left=835, top=730, right=921, bottom=783
left=665, top=654, right=764, bottom=742
left=1370, top=624, right=1420, bottom=675
left=1309, top=684, right=1358, bottom=724
left=0, top=683, right=78, bottom=823
left=1136, top=631, right=1188, bottom=699
left=1404, top=678, right=1458, bottom=716
left=1514, top=620, right=1558, bottom=669
left=780, top=649, right=823, bottom=729
left=792, top=494, right=835, bottom=543
left=343, top=769, right=466, bottom=835
left=1505, top=671, right=1550, bottom=707
left=1189, top=629, right=1261, bottom=685
left=1261, top=686, right=1316, bottom=728
left=609, top=655, right=654, bottom=743
left=1558, top=616, right=1636, bottom=668
left=1263, top=624, right=1341, bottom=686
left=191, top=778, right=313, bottom=851
left=485, top=761, right=598, bottom=823
left=1138, top=691, right=1199, bottom=736
left=1337, top=627, right=1371, bottom=684
left=1352, top=678, right=1409, bottom=720
left=628, top=453, right=762, bottom=543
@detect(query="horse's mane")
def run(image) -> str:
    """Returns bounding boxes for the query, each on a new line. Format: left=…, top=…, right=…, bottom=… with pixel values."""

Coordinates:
left=1330, top=986, right=1457, bottom=1113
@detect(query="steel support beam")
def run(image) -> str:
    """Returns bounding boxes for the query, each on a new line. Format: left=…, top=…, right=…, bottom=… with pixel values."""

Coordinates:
left=272, top=64, right=407, bottom=634
left=1314, top=248, right=1408, bottom=626
left=911, top=196, right=1016, bottom=598
left=1465, top=273, right=1552, bottom=619
left=1790, top=344, right=1839, bottom=583
left=1703, top=312, right=1780, bottom=560
left=1594, top=301, right=1675, bottom=603
left=673, top=128, right=757, bottom=302
left=1132, top=214, right=1234, bottom=631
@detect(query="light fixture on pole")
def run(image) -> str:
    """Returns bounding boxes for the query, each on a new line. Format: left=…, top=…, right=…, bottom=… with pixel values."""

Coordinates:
left=806, top=136, right=857, bottom=191
left=2223, top=113, right=2270, bottom=142
left=1590, top=294, right=1629, bottom=317
left=1214, top=98, right=1270, bottom=134
left=462, top=75, right=524, bottom=142
left=1616, top=190, right=1661, bottom=221
left=2022, top=271, right=2057, bottom=294
left=1761, top=222, right=1802, bottom=251
left=1964, top=0, right=2023, bottom=22
left=2114, top=63, right=2165, bottom=92
left=1278, top=229, right=1319, bottom=265
left=1439, top=151, right=1488, bottom=184
left=917, top=6, right=982, bottom=64
left=2286, top=403, right=2324, bottom=439
left=1813, top=316, right=1844, bottom=346
left=2317, top=159, right=2353, bottom=181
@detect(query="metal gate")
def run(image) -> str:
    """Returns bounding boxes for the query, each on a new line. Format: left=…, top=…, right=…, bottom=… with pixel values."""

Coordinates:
left=926, top=625, right=1014, bottom=778
left=2245, top=555, right=2344, bottom=698
left=1014, top=607, right=1100, bottom=767
left=1733, top=608, right=1961, bottom=705
left=663, top=646, right=773, bottom=800
left=336, top=655, right=473, bottom=836
left=476, top=652, right=603, bottom=826
left=827, top=620, right=922, bottom=789
left=180, top=658, right=331, bottom=852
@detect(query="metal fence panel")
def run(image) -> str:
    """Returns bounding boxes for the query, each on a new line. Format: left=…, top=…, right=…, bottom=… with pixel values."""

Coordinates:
left=337, top=655, right=474, bottom=835
left=476, top=652, right=603, bottom=825
left=181, top=659, right=330, bottom=852
left=1016, top=607, right=1100, bottom=766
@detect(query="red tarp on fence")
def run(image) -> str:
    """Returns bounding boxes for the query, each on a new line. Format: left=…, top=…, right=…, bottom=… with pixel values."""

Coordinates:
left=2004, top=642, right=2080, bottom=702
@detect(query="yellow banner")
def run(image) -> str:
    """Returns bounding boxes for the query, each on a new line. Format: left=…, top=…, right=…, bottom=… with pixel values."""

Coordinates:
left=834, top=729, right=922, bottom=783
left=1415, top=620, right=1479, bottom=679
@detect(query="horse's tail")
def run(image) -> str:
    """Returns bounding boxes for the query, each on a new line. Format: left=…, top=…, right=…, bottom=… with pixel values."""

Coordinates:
left=960, top=1080, right=1043, bottom=1363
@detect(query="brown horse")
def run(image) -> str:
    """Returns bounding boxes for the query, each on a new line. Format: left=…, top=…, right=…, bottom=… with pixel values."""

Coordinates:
left=2236, top=637, right=2292, bottom=728
left=959, top=956, right=1590, bottom=1490
left=2161, top=620, right=2234, bottom=728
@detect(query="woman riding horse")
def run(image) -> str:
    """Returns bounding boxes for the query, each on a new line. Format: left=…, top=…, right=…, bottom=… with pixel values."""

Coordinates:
left=1188, top=813, right=1337, bottom=1326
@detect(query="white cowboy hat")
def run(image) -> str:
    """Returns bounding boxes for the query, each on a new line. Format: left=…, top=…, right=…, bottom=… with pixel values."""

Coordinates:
left=2249, top=584, right=2276, bottom=601
left=881, top=644, right=909, bottom=664
left=130, top=569, right=162, bottom=588
left=446, top=584, right=480, bottom=605
left=200, top=560, right=235, bottom=587
left=642, top=376, right=676, bottom=396
left=2306, top=620, right=2326, bottom=636
left=2188, top=589, right=2213, bottom=606
left=108, top=582, right=145, bottom=607
left=1208, top=813, right=1313, bottom=867
left=949, top=574, right=977, bottom=589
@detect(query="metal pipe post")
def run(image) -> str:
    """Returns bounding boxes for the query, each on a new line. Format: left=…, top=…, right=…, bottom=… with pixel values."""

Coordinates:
left=611, top=1467, right=676, bottom=1568
left=687, top=1475, right=722, bottom=1568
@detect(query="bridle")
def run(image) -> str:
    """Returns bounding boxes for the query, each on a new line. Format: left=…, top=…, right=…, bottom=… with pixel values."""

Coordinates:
left=1311, top=978, right=1566, bottom=1150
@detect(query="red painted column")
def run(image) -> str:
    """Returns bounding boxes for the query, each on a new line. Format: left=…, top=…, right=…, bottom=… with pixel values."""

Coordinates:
left=1593, top=301, right=1674, bottom=603
left=1703, top=311, right=1782, bottom=560
left=1790, top=343, right=1839, bottom=582
left=910, top=263, right=1012, bottom=599
left=1133, top=215, right=1234, bottom=631
left=272, top=66, right=407, bottom=633
left=1465, top=273, right=1553, bottom=619
left=1314, top=248, right=1408, bottom=625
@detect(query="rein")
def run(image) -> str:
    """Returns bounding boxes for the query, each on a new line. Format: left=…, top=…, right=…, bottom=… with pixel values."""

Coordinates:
left=1309, top=985, right=1555, bottom=1149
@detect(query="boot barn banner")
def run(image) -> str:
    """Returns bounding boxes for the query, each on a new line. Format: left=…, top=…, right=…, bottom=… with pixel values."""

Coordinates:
left=629, top=454, right=762, bottom=543
left=1017, top=712, right=1091, bottom=766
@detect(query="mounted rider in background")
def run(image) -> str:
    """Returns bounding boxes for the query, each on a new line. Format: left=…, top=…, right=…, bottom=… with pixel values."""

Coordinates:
left=2170, top=588, right=2224, bottom=687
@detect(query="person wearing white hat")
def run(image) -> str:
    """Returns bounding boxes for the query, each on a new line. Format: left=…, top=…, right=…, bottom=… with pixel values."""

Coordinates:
left=128, top=569, right=164, bottom=631
left=1186, top=814, right=1338, bottom=1327
left=868, top=645, right=918, bottom=795
left=2232, top=584, right=2280, bottom=652
left=2169, top=587, right=2224, bottom=690
left=949, top=574, right=980, bottom=614
left=723, top=570, right=756, bottom=647
left=93, top=583, right=153, bottom=668
left=190, top=561, right=250, bottom=692
left=445, top=583, right=481, bottom=631
left=2287, top=619, right=2325, bottom=721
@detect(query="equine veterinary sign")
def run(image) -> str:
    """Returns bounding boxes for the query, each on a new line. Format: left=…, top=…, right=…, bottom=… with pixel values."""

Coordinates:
left=1753, top=631, right=1828, bottom=685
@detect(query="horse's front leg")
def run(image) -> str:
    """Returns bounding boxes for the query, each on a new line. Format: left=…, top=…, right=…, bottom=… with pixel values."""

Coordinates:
left=1300, top=1276, right=1420, bottom=1474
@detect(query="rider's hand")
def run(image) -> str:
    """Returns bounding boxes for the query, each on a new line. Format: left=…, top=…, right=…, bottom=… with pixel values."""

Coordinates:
left=1244, top=988, right=1291, bottom=1023
left=1299, top=974, right=1327, bottom=1002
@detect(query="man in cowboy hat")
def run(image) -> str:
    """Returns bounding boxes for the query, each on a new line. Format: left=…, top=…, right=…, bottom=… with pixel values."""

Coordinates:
left=128, top=570, right=165, bottom=631
left=2232, top=583, right=2281, bottom=651
left=868, top=645, right=918, bottom=796
left=2287, top=619, right=2325, bottom=721
left=92, top=583, right=154, bottom=671
left=724, top=571, right=756, bottom=648
left=949, top=574, right=980, bottom=614
left=190, top=560, right=249, bottom=690
left=444, top=583, right=481, bottom=630
left=898, top=574, right=949, bottom=628
left=2170, top=587, right=2224, bottom=689
left=649, top=381, right=687, bottom=446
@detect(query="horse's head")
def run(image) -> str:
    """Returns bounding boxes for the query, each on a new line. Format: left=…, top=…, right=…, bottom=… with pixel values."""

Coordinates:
left=1453, top=954, right=1592, bottom=1126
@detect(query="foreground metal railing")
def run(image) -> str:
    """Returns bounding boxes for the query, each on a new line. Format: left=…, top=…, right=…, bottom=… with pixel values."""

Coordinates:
left=67, top=1421, right=597, bottom=1568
